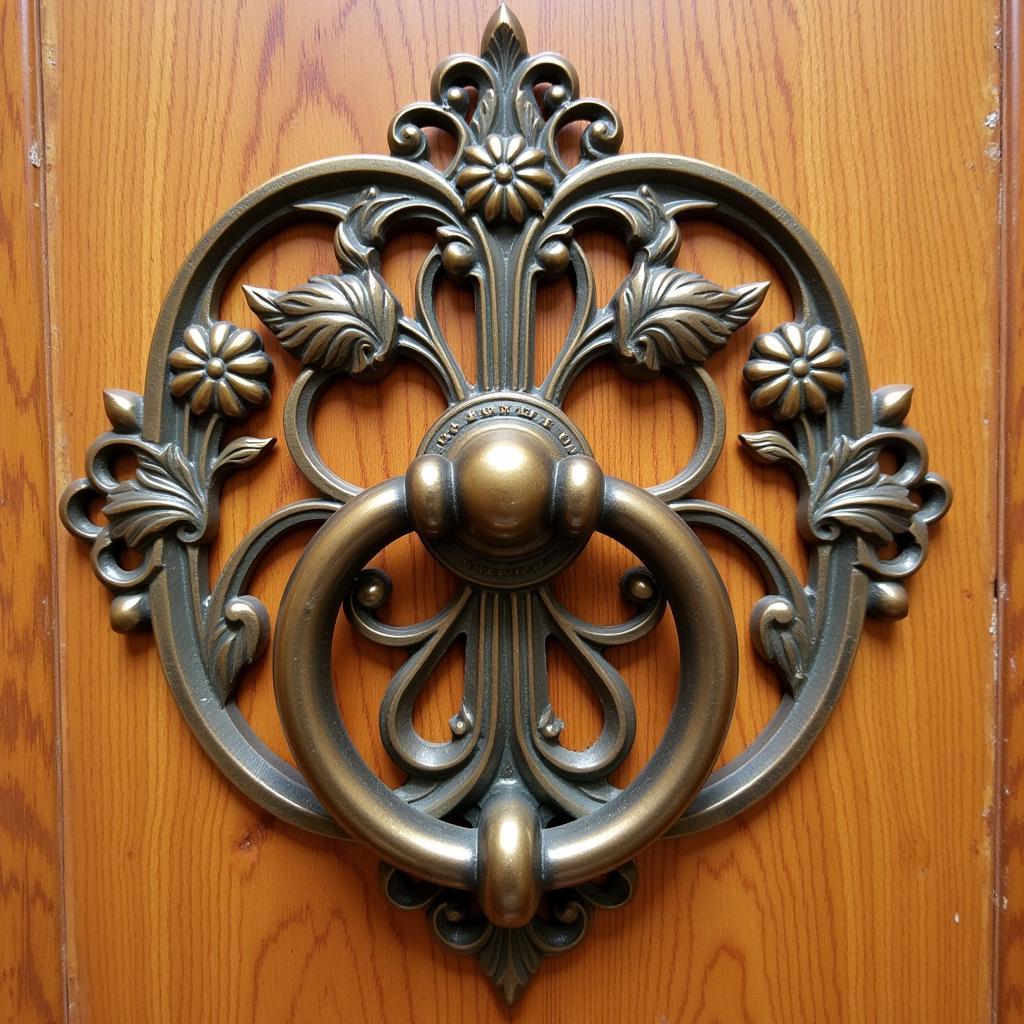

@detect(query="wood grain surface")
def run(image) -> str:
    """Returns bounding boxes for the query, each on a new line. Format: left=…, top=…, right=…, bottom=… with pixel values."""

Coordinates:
left=0, top=0, right=63, bottom=1020
left=998, top=0, right=1024, bottom=1012
left=14, top=0, right=1007, bottom=1019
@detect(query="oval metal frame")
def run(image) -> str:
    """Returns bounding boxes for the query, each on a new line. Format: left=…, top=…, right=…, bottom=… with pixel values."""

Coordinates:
left=133, top=149, right=873, bottom=837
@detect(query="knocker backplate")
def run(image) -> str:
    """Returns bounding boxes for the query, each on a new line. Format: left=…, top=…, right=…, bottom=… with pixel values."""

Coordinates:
left=58, top=4, right=951, bottom=1005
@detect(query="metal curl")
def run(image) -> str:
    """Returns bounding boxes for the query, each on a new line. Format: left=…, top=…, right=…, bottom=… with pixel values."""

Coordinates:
left=672, top=499, right=811, bottom=616
left=407, top=247, right=472, bottom=401
left=347, top=582, right=499, bottom=815
left=429, top=54, right=499, bottom=107
left=206, top=498, right=340, bottom=634
left=670, top=498, right=815, bottom=693
left=647, top=365, right=728, bottom=501
left=386, top=588, right=504, bottom=816
left=918, top=472, right=953, bottom=525
left=537, top=571, right=666, bottom=648
left=526, top=589, right=637, bottom=783
left=346, top=571, right=473, bottom=648
left=90, top=531, right=161, bottom=592
left=542, top=98, right=623, bottom=176
left=512, top=52, right=581, bottom=102
left=59, top=477, right=104, bottom=543
left=84, top=433, right=154, bottom=494
left=540, top=241, right=611, bottom=402
left=376, top=587, right=481, bottom=780
left=282, top=368, right=364, bottom=502
left=857, top=520, right=931, bottom=581
left=387, top=103, right=472, bottom=178
left=856, top=426, right=929, bottom=488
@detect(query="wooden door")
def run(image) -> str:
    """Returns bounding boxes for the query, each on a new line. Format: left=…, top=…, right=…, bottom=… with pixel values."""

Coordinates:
left=2, top=0, right=1016, bottom=1020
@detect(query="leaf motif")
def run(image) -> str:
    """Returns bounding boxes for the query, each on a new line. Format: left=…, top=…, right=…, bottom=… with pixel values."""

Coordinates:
left=471, top=88, right=497, bottom=137
left=102, top=389, right=143, bottom=433
left=872, top=384, right=914, bottom=426
left=384, top=856, right=631, bottom=1008
left=611, top=259, right=768, bottom=375
left=514, top=89, right=544, bottom=145
left=478, top=928, right=542, bottom=1007
left=244, top=271, right=400, bottom=376
left=301, top=188, right=409, bottom=272
left=604, top=185, right=682, bottom=264
left=810, top=438, right=918, bottom=543
left=436, top=224, right=475, bottom=250
left=739, top=430, right=804, bottom=471
left=207, top=596, right=270, bottom=703
left=210, top=436, right=275, bottom=480
left=103, top=443, right=206, bottom=548
left=481, top=4, right=528, bottom=82
left=751, top=596, right=811, bottom=694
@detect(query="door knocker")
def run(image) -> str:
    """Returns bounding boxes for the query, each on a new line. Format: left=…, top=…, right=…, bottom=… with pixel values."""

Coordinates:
left=59, top=5, right=951, bottom=1004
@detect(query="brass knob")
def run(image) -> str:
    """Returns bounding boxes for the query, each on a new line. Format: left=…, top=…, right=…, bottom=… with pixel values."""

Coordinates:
left=407, top=423, right=603, bottom=550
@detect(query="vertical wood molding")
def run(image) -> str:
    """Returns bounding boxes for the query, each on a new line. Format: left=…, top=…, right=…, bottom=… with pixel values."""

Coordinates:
left=998, top=0, right=1024, bottom=1013
left=0, top=0, right=64, bottom=1019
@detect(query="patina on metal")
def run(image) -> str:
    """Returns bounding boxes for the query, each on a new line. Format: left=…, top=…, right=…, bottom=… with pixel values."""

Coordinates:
left=58, top=4, right=952, bottom=1005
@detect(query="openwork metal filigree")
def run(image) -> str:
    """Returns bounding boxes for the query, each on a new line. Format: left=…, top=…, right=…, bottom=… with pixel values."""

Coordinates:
left=59, top=5, right=951, bottom=1005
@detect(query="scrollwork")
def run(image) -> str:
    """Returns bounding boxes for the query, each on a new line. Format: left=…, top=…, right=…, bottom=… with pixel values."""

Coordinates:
left=381, top=860, right=636, bottom=1006
left=750, top=596, right=813, bottom=693
left=343, top=568, right=664, bottom=825
left=58, top=4, right=953, bottom=1004
left=206, top=596, right=271, bottom=704
left=741, top=350, right=951, bottom=618
left=349, top=574, right=484, bottom=790
left=387, top=4, right=621, bottom=190
left=671, top=499, right=813, bottom=694
left=809, top=436, right=919, bottom=543
left=60, top=361, right=275, bottom=633
left=202, top=499, right=339, bottom=704
left=599, top=184, right=686, bottom=263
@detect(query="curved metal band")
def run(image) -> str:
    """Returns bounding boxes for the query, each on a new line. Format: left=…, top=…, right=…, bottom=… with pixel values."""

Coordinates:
left=273, top=475, right=737, bottom=891
left=120, top=151, right=861, bottom=839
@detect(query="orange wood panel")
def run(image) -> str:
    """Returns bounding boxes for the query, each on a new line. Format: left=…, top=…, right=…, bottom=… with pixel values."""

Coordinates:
left=0, top=0, right=64, bottom=1020
left=998, top=0, right=1024, bottom=1013
left=42, top=1, right=999, bottom=1020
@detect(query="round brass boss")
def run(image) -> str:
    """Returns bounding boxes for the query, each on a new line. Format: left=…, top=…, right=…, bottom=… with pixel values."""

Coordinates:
left=414, top=392, right=595, bottom=588
left=456, top=425, right=555, bottom=549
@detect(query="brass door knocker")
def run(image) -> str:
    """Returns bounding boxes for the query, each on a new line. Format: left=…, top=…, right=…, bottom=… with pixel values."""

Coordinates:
left=59, top=5, right=951, bottom=1004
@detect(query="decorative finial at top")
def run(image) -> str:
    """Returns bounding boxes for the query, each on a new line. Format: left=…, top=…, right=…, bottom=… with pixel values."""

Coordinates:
left=480, top=4, right=529, bottom=61
left=388, top=1, right=621, bottom=189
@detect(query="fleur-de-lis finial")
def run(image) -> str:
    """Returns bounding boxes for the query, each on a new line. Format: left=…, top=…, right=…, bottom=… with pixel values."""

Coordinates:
left=480, top=4, right=529, bottom=61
